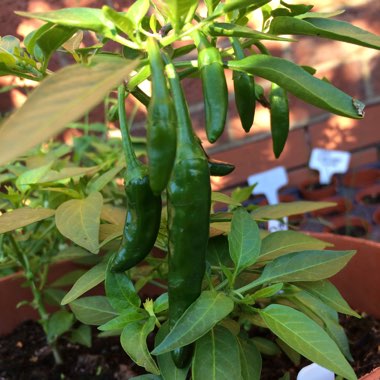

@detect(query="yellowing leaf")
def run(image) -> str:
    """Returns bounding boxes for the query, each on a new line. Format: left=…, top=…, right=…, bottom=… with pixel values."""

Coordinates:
left=55, top=192, right=103, bottom=253
left=0, top=207, right=55, bottom=234
left=0, top=58, right=138, bottom=166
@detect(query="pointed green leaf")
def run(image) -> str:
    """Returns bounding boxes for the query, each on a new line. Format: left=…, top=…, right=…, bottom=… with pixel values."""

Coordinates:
left=69, top=324, right=92, bottom=348
left=121, top=317, right=160, bottom=375
left=0, top=207, right=55, bottom=234
left=61, top=260, right=107, bottom=305
left=270, top=16, right=380, bottom=50
left=192, top=326, right=241, bottom=380
left=70, top=296, right=117, bottom=325
left=212, top=192, right=241, bottom=206
left=0, top=58, right=137, bottom=166
left=99, top=309, right=147, bottom=332
left=16, top=8, right=114, bottom=35
left=15, top=163, right=53, bottom=192
left=152, top=291, right=234, bottom=355
left=105, top=262, right=141, bottom=312
left=229, top=208, right=261, bottom=273
left=47, top=310, right=74, bottom=341
left=251, top=250, right=355, bottom=287
left=251, top=283, right=284, bottom=300
left=155, top=323, right=190, bottom=380
left=297, top=280, right=360, bottom=318
left=260, top=304, right=356, bottom=380
left=251, top=201, right=336, bottom=220
left=228, top=55, right=362, bottom=119
left=238, top=338, right=262, bottom=380
left=259, top=230, right=333, bottom=263
left=55, top=192, right=103, bottom=253
left=86, top=165, right=123, bottom=193
left=50, top=269, right=86, bottom=288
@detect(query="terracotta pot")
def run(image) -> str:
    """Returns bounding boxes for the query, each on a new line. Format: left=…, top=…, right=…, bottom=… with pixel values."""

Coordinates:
left=360, top=367, right=380, bottom=380
left=309, top=232, right=380, bottom=319
left=342, top=167, right=380, bottom=188
left=311, top=195, right=352, bottom=217
left=355, top=184, right=380, bottom=206
left=373, top=207, right=380, bottom=224
left=324, top=215, right=371, bottom=239
left=299, top=177, right=337, bottom=201
left=0, top=261, right=96, bottom=335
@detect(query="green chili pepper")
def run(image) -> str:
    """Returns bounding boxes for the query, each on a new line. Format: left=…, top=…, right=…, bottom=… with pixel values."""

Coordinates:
left=146, top=37, right=177, bottom=194
left=164, top=55, right=211, bottom=368
left=111, top=85, right=162, bottom=272
left=269, top=82, right=289, bottom=158
left=194, top=31, right=228, bottom=143
left=208, top=159, right=235, bottom=176
left=231, top=37, right=256, bottom=132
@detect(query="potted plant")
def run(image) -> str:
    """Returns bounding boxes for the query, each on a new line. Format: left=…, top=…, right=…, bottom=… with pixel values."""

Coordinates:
left=1, top=0, right=380, bottom=378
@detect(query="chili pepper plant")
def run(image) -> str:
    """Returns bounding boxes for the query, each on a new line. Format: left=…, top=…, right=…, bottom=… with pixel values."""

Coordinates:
left=1, top=0, right=380, bottom=378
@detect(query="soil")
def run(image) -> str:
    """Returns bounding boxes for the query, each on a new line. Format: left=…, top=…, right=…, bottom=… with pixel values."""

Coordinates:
left=362, top=194, right=380, bottom=205
left=306, top=183, right=332, bottom=191
left=333, top=225, right=368, bottom=238
left=0, top=313, right=379, bottom=379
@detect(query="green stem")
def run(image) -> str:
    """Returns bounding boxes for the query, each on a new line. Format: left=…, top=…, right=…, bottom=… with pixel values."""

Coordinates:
left=235, top=279, right=263, bottom=295
left=117, top=85, right=140, bottom=171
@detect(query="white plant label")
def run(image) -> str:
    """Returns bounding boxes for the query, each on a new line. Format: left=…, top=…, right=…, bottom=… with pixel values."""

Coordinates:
left=247, top=166, right=289, bottom=232
left=309, top=148, right=351, bottom=185
left=297, top=363, right=335, bottom=380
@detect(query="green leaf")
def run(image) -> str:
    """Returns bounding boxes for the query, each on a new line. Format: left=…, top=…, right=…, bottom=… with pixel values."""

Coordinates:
left=250, top=250, right=355, bottom=287
left=270, top=16, right=380, bottom=50
left=61, top=259, right=107, bottom=305
left=121, top=316, right=160, bottom=375
left=69, top=324, right=92, bottom=348
left=259, top=230, right=333, bottom=263
left=251, top=283, right=284, bottom=300
left=50, top=269, right=86, bottom=288
left=70, top=296, right=117, bottom=325
left=208, top=22, right=294, bottom=41
left=15, top=163, right=53, bottom=192
left=154, top=293, right=169, bottom=314
left=251, top=337, right=281, bottom=356
left=16, top=8, right=115, bottom=36
left=192, top=326, right=241, bottom=380
left=260, top=304, right=356, bottom=380
left=39, top=166, right=99, bottom=184
left=206, top=235, right=233, bottom=268
left=155, top=0, right=199, bottom=32
left=130, top=376, right=162, bottom=380
left=276, top=338, right=301, bottom=366
left=297, top=280, right=360, bottom=318
left=250, top=201, right=336, bottom=220
left=47, top=310, right=74, bottom=341
left=212, top=192, right=241, bottom=206
left=228, top=55, right=362, bottom=119
left=105, top=262, right=141, bottom=312
left=155, top=323, right=190, bottom=380
left=231, top=184, right=255, bottom=203
left=270, top=83, right=289, bottom=158
left=98, top=309, right=147, bottom=332
left=55, top=192, right=103, bottom=253
left=86, top=165, right=123, bottom=193
left=223, top=0, right=271, bottom=13
left=0, top=58, right=137, bottom=166
left=152, top=291, right=234, bottom=355
left=238, top=338, right=262, bottom=380
left=0, top=207, right=55, bottom=234
left=228, top=208, right=261, bottom=273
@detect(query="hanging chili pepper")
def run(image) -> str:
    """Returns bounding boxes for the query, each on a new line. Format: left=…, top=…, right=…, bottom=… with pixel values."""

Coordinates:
left=111, top=85, right=162, bottom=272
left=269, top=82, right=289, bottom=158
left=231, top=37, right=256, bottom=132
left=194, top=31, right=228, bottom=143
left=146, top=37, right=177, bottom=194
left=164, top=54, right=211, bottom=368
left=208, top=159, right=235, bottom=176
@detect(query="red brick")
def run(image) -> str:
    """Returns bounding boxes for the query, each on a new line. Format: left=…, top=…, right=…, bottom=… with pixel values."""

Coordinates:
left=288, top=167, right=318, bottom=187
left=210, top=128, right=310, bottom=190
left=368, top=55, right=380, bottom=97
left=309, top=103, right=380, bottom=151
left=350, top=148, right=379, bottom=168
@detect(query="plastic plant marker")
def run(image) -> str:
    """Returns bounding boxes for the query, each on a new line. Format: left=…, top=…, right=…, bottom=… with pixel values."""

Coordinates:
left=309, top=148, right=351, bottom=185
left=247, top=166, right=289, bottom=232
left=297, top=363, right=335, bottom=380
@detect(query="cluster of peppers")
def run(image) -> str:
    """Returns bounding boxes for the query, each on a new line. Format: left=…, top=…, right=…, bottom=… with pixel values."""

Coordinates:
left=111, top=34, right=260, bottom=367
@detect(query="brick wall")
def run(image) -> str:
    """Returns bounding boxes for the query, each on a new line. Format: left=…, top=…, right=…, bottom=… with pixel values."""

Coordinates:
left=1, top=0, right=380, bottom=192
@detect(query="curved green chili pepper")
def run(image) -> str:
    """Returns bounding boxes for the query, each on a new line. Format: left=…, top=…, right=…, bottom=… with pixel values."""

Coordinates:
left=194, top=31, right=228, bottom=143
left=146, top=37, right=177, bottom=194
left=269, top=82, right=289, bottom=158
left=111, top=85, right=162, bottom=272
left=208, top=159, right=235, bottom=176
left=164, top=55, right=211, bottom=368
left=231, top=37, right=256, bottom=132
